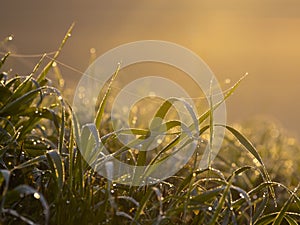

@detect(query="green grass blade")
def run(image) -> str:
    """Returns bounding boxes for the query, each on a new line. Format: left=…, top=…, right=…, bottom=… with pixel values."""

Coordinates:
left=285, top=215, right=299, bottom=225
left=58, top=106, right=65, bottom=154
left=132, top=188, right=154, bottom=223
left=254, top=213, right=277, bottom=225
left=37, top=23, right=75, bottom=83
left=272, top=184, right=299, bottom=225
left=94, top=63, right=120, bottom=129
left=221, top=125, right=276, bottom=203
left=0, top=169, right=10, bottom=197
left=198, top=74, right=248, bottom=126
left=0, top=87, right=42, bottom=115
left=4, top=184, right=49, bottom=225
left=208, top=175, right=234, bottom=225
left=46, top=150, right=65, bottom=192
left=0, top=52, right=10, bottom=69
left=12, top=155, right=47, bottom=170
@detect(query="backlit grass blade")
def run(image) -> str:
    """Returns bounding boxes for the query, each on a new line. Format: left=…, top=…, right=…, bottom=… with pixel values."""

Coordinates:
left=0, top=52, right=9, bottom=69
left=132, top=187, right=154, bottom=223
left=272, top=184, right=299, bottom=225
left=37, top=23, right=75, bottom=83
left=254, top=213, right=277, bottom=225
left=0, top=169, right=10, bottom=197
left=285, top=215, right=299, bottom=225
left=253, top=192, right=269, bottom=223
left=221, top=125, right=276, bottom=203
left=58, top=106, right=65, bottom=154
left=46, top=150, right=65, bottom=192
left=208, top=79, right=214, bottom=167
left=3, top=184, right=49, bottom=225
left=94, top=63, right=120, bottom=129
left=8, top=55, right=45, bottom=102
left=198, top=74, right=248, bottom=126
left=0, top=87, right=43, bottom=116
left=208, top=175, right=234, bottom=225
left=12, top=155, right=47, bottom=170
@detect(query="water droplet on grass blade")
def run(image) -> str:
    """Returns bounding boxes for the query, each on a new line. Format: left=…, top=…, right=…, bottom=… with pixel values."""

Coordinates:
left=90, top=48, right=96, bottom=54
left=225, top=78, right=231, bottom=84
left=33, top=192, right=40, bottom=199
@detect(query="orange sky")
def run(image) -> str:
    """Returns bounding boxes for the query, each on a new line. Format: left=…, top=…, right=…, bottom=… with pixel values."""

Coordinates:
left=1, top=0, right=300, bottom=138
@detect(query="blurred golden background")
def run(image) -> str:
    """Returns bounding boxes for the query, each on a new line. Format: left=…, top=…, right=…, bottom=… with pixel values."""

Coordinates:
left=1, top=0, right=300, bottom=139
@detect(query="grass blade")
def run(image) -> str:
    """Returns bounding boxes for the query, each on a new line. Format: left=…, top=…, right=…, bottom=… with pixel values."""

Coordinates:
left=46, top=150, right=65, bottom=192
left=0, top=52, right=10, bottom=69
left=37, top=23, right=75, bottom=83
left=94, top=63, right=120, bottom=129
left=221, top=125, right=276, bottom=204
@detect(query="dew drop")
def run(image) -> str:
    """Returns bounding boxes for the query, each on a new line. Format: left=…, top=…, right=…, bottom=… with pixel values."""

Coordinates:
left=52, top=62, right=57, bottom=67
left=8, top=35, right=13, bottom=41
left=225, top=78, right=231, bottom=84
left=90, top=48, right=96, bottom=54
left=239, top=193, right=245, bottom=199
left=58, top=96, right=63, bottom=101
left=33, top=192, right=40, bottom=199
left=208, top=206, right=213, bottom=211
left=110, top=190, right=114, bottom=194
left=66, top=200, right=70, bottom=204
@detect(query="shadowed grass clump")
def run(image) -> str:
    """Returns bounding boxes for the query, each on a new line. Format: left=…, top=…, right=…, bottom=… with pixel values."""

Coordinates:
left=0, top=26, right=299, bottom=225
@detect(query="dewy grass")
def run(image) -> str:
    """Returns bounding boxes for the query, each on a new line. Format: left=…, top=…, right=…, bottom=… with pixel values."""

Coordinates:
left=0, top=25, right=300, bottom=224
